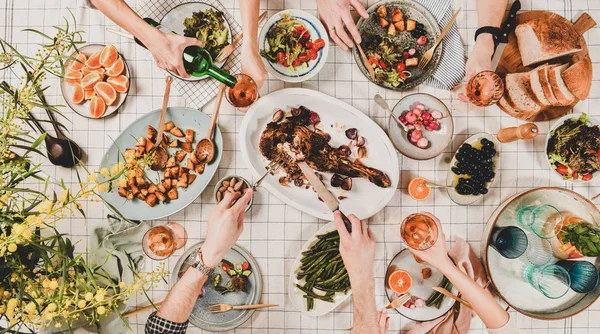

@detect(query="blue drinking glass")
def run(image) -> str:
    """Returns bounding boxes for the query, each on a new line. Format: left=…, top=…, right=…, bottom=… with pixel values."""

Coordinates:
left=556, top=260, right=599, bottom=293
left=490, top=226, right=528, bottom=259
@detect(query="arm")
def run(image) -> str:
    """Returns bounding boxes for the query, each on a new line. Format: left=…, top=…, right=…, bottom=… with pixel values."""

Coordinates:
left=150, top=190, right=253, bottom=324
left=90, top=0, right=202, bottom=77
left=239, top=0, right=267, bottom=88
left=334, top=212, right=380, bottom=334
left=409, top=214, right=509, bottom=329
left=316, top=0, right=369, bottom=51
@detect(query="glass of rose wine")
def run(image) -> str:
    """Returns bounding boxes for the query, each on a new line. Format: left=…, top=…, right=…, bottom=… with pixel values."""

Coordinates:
left=142, top=222, right=188, bottom=260
left=225, top=73, right=259, bottom=110
left=465, top=71, right=504, bottom=107
left=400, top=213, right=439, bottom=251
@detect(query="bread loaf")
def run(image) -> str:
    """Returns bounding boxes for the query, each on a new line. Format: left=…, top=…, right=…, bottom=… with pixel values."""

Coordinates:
left=503, top=72, right=543, bottom=114
left=561, top=56, right=593, bottom=100
left=548, top=64, right=577, bottom=106
left=515, top=19, right=582, bottom=66
left=528, top=64, right=552, bottom=108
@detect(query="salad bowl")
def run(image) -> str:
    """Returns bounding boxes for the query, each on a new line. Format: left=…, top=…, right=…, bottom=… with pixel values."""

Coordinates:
left=259, top=10, right=329, bottom=83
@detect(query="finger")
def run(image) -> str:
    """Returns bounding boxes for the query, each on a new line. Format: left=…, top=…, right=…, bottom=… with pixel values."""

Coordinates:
left=175, top=63, right=190, bottom=78
left=347, top=214, right=362, bottom=237
left=329, top=29, right=348, bottom=51
left=218, top=191, right=241, bottom=209
left=334, top=211, right=351, bottom=240
left=361, top=220, right=368, bottom=238
left=350, top=0, right=370, bottom=19
left=366, top=224, right=374, bottom=240
left=342, top=12, right=362, bottom=44
left=335, top=22, right=354, bottom=48
left=458, top=92, right=470, bottom=103
left=232, top=189, right=253, bottom=214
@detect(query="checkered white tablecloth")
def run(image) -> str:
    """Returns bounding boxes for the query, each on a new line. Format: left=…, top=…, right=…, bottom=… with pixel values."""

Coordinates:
left=2, top=0, right=600, bottom=333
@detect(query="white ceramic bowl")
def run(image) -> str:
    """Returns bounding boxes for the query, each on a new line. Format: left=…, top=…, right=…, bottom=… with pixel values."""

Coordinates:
left=259, top=10, right=329, bottom=83
left=545, top=113, right=600, bottom=183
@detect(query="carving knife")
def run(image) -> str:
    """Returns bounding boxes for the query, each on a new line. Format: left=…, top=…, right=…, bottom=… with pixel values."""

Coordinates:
left=296, top=161, right=353, bottom=232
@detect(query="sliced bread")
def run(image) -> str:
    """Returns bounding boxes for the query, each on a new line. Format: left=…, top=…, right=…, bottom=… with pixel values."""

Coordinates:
left=561, top=56, right=593, bottom=100
left=515, top=19, right=582, bottom=67
left=503, top=72, right=543, bottom=114
left=528, top=64, right=552, bottom=108
left=548, top=64, right=577, bottom=106
left=538, top=64, right=560, bottom=106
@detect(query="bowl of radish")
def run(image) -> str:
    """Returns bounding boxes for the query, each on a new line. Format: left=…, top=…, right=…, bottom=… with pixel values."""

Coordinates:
left=387, top=93, right=453, bottom=160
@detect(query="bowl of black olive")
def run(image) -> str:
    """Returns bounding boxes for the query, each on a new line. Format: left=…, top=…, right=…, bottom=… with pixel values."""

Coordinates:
left=446, top=133, right=500, bottom=205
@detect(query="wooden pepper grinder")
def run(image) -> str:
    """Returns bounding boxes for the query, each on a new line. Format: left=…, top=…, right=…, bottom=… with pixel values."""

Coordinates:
left=497, top=123, right=539, bottom=143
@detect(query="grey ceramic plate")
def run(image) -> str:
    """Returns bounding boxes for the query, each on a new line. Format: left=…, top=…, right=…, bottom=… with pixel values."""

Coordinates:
left=384, top=249, right=458, bottom=321
left=387, top=93, right=453, bottom=160
left=172, top=242, right=262, bottom=331
left=61, top=44, right=131, bottom=119
left=160, top=1, right=232, bottom=81
left=353, top=0, right=442, bottom=90
left=98, top=107, right=222, bottom=221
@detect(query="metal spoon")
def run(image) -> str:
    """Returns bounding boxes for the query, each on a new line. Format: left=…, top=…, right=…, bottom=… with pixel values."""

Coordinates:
left=195, top=84, right=225, bottom=164
left=374, top=94, right=409, bottom=132
left=150, top=76, right=173, bottom=171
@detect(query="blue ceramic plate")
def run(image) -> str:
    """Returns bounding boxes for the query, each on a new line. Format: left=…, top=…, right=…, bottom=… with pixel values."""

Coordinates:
left=172, top=242, right=263, bottom=331
left=98, top=107, right=222, bottom=221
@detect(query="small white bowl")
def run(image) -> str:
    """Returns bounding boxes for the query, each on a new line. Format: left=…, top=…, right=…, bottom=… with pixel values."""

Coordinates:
left=214, top=175, right=254, bottom=212
left=545, top=113, right=600, bottom=183
left=259, top=10, right=329, bottom=83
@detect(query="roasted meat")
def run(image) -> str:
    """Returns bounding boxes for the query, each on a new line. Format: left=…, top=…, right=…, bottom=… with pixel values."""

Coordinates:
left=259, top=117, right=391, bottom=188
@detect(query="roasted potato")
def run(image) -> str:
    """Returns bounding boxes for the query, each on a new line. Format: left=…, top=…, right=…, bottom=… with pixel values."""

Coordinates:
left=156, top=192, right=167, bottom=202
left=376, top=5, right=387, bottom=17
left=394, top=21, right=405, bottom=31
left=170, top=127, right=184, bottom=137
left=164, top=121, right=175, bottom=131
left=388, top=23, right=396, bottom=36
left=379, top=17, right=389, bottom=28
left=185, top=129, right=195, bottom=143
left=148, top=184, right=157, bottom=194
left=167, top=187, right=178, bottom=200
left=195, top=163, right=205, bottom=174
left=169, top=139, right=180, bottom=148
left=181, top=142, right=193, bottom=153
left=406, top=19, right=416, bottom=31
left=146, top=194, right=157, bottom=207
left=391, top=8, right=403, bottom=22
left=118, top=187, right=128, bottom=198
left=135, top=136, right=147, bottom=147
left=188, top=174, right=197, bottom=185
left=166, top=156, right=177, bottom=168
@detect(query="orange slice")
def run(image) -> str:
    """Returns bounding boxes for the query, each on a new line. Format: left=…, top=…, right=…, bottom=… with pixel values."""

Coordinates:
left=106, top=75, right=129, bottom=93
left=81, top=72, right=102, bottom=89
left=84, top=88, right=95, bottom=100
left=69, top=52, right=87, bottom=72
left=89, top=96, right=106, bottom=118
left=85, top=51, right=102, bottom=69
left=81, top=66, right=106, bottom=77
left=100, top=45, right=119, bottom=68
left=388, top=270, right=412, bottom=295
left=106, top=57, right=124, bottom=77
left=408, top=177, right=431, bottom=201
left=94, top=82, right=117, bottom=105
left=72, top=84, right=85, bottom=104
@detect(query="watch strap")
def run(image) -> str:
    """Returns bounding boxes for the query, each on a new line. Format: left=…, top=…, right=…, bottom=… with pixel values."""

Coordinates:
left=190, top=249, right=215, bottom=275
left=474, top=0, right=521, bottom=50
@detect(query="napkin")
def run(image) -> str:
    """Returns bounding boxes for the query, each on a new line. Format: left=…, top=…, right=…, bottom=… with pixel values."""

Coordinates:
left=137, top=0, right=242, bottom=109
left=416, top=0, right=466, bottom=90
left=407, top=238, right=485, bottom=334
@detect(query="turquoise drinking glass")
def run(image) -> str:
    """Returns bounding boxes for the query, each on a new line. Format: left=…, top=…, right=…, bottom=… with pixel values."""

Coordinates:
left=524, top=264, right=571, bottom=299
left=490, top=226, right=528, bottom=259
left=556, top=260, right=599, bottom=293
left=517, top=204, right=563, bottom=239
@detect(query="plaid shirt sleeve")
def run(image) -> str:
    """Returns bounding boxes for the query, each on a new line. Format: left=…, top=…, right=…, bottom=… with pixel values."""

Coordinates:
left=145, top=311, right=189, bottom=334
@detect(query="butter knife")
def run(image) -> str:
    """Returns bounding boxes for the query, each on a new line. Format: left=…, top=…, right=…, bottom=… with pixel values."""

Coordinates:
left=296, top=161, right=353, bottom=232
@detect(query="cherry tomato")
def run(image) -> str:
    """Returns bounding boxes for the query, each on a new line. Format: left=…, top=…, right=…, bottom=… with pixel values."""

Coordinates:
left=283, top=59, right=289, bottom=67
left=293, top=58, right=301, bottom=67
left=276, top=51, right=286, bottom=65
left=307, top=49, right=318, bottom=60
left=396, top=62, right=406, bottom=74
left=305, top=41, right=313, bottom=49
left=597, top=149, right=600, bottom=163
left=582, top=173, right=593, bottom=181
left=298, top=53, right=309, bottom=63
left=294, top=25, right=305, bottom=34
left=556, top=163, right=569, bottom=175
left=572, top=172, right=579, bottom=179
left=379, top=60, right=388, bottom=70
left=221, top=263, right=231, bottom=272
left=300, top=33, right=311, bottom=43
left=368, top=58, right=379, bottom=66
left=242, top=261, right=250, bottom=271
left=403, top=51, right=409, bottom=59
left=313, top=38, right=325, bottom=50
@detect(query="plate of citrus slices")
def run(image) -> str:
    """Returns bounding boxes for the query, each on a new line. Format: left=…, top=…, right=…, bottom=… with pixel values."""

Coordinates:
left=61, top=44, right=130, bottom=119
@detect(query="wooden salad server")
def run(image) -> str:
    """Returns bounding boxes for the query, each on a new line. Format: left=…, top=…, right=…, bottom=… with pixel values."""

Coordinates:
left=497, top=123, right=538, bottom=143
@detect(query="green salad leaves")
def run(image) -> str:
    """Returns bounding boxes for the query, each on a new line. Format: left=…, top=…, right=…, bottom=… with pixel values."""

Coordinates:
left=183, top=9, right=229, bottom=60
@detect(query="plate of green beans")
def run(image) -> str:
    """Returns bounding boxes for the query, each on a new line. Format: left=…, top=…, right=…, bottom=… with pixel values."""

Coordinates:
left=288, top=221, right=352, bottom=316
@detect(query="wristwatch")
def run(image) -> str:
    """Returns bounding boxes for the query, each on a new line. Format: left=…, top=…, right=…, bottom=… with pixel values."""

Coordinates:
left=189, top=248, right=215, bottom=276
left=474, top=0, right=521, bottom=51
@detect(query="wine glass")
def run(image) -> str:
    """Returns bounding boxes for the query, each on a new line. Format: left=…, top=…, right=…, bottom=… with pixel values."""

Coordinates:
left=400, top=213, right=439, bottom=251
left=142, top=222, right=187, bottom=260
left=465, top=71, right=504, bottom=106
left=225, top=73, right=259, bottom=110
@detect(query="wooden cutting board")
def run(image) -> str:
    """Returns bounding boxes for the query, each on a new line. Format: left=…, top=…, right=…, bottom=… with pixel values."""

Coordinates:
left=495, top=11, right=596, bottom=122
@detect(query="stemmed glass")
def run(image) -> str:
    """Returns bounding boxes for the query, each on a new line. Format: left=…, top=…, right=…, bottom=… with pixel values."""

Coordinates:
left=400, top=213, right=439, bottom=251
left=465, top=71, right=505, bottom=106
left=225, top=73, right=259, bottom=110
left=142, top=222, right=188, bottom=260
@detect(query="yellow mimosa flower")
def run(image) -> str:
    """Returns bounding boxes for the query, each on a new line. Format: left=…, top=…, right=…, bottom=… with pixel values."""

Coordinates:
left=87, top=174, right=98, bottom=183
left=77, top=300, right=86, bottom=308
left=7, top=243, right=17, bottom=253
left=96, top=306, right=106, bottom=315
left=97, top=184, right=108, bottom=192
left=99, top=168, right=110, bottom=177
left=84, top=292, right=93, bottom=301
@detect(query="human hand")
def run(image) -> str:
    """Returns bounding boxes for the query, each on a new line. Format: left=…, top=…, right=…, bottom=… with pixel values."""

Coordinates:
left=335, top=211, right=376, bottom=284
left=458, top=37, right=495, bottom=102
left=316, top=0, right=369, bottom=51
left=142, top=30, right=203, bottom=78
left=241, top=44, right=267, bottom=89
left=201, top=190, right=253, bottom=268
left=377, top=310, right=390, bottom=333
left=406, top=213, right=453, bottom=270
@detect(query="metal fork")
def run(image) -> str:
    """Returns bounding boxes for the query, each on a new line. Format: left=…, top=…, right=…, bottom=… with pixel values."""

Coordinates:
left=252, top=159, right=283, bottom=190
left=215, top=11, right=267, bottom=63
left=418, top=8, right=461, bottom=70
left=385, top=293, right=412, bottom=309
left=208, top=303, right=278, bottom=313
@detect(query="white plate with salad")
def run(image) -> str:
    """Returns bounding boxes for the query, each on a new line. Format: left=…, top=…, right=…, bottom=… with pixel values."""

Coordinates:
left=546, top=113, right=600, bottom=183
left=259, top=10, right=329, bottom=83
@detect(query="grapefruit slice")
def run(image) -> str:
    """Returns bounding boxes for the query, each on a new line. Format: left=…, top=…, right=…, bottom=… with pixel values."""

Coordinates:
left=100, top=45, right=119, bottom=68
left=72, top=84, right=85, bottom=104
left=388, top=270, right=412, bottom=295
left=408, top=177, right=431, bottom=201
left=89, top=96, right=106, bottom=118
left=85, top=51, right=102, bottom=69
left=81, top=72, right=102, bottom=89
left=107, top=75, right=129, bottom=93
left=106, top=57, right=124, bottom=77
left=69, top=52, right=87, bottom=72
left=84, top=88, right=95, bottom=100
left=94, top=82, right=117, bottom=105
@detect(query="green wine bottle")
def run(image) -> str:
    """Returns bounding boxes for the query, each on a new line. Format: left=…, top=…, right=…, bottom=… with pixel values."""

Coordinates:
left=134, top=18, right=237, bottom=87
